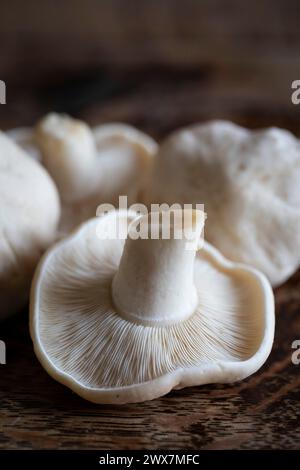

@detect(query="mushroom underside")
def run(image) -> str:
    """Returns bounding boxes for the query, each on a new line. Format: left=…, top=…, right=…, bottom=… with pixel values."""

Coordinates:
left=8, top=124, right=157, bottom=236
left=33, top=217, right=265, bottom=390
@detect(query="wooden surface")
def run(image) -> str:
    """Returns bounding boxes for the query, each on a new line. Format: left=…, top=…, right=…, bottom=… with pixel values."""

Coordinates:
left=0, top=0, right=300, bottom=450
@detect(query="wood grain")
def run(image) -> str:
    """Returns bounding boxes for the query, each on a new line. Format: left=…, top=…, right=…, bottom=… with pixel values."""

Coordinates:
left=0, top=0, right=300, bottom=450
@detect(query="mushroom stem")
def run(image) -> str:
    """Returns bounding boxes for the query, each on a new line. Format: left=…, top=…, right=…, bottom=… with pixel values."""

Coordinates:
left=36, top=113, right=97, bottom=202
left=112, top=210, right=205, bottom=326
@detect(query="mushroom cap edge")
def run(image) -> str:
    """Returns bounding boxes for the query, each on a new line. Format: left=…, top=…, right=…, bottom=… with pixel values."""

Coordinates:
left=29, top=211, right=275, bottom=404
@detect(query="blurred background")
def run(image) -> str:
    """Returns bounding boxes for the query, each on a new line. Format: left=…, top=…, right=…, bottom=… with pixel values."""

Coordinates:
left=0, top=0, right=299, bottom=139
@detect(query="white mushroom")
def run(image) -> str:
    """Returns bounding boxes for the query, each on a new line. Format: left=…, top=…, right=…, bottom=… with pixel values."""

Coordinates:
left=8, top=114, right=158, bottom=235
left=30, top=209, right=274, bottom=404
left=146, top=120, right=300, bottom=286
left=0, top=132, right=60, bottom=320
left=6, top=127, right=41, bottom=162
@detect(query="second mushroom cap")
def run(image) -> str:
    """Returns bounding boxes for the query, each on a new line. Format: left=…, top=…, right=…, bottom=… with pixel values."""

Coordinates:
left=146, top=120, right=300, bottom=286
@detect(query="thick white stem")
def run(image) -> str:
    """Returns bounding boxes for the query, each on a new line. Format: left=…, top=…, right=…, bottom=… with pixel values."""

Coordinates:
left=112, top=210, right=205, bottom=326
left=36, top=113, right=97, bottom=202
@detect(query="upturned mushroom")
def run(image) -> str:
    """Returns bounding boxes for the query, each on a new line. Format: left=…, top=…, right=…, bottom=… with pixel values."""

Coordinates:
left=0, top=132, right=60, bottom=320
left=146, top=120, right=300, bottom=286
left=9, top=114, right=158, bottom=235
left=30, top=209, right=274, bottom=404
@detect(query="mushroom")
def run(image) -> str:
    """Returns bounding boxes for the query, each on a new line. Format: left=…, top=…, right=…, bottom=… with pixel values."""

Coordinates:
left=146, top=120, right=300, bottom=286
left=8, top=114, right=158, bottom=235
left=6, top=127, right=41, bottom=162
left=30, top=209, right=274, bottom=404
left=0, top=131, right=60, bottom=320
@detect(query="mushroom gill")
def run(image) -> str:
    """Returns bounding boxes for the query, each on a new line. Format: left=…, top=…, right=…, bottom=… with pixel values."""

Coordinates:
left=30, top=210, right=274, bottom=403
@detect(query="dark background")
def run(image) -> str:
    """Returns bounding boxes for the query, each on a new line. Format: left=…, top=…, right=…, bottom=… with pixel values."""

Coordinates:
left=0, top=0, right=299, bottom=450
left=0, top=0, right=300, bottom=136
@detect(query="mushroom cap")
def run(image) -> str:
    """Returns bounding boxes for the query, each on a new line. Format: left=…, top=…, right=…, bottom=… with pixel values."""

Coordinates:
left=0, top=132, right=60, bottom=320
left=6, top=127, right=41, bottom=162
left=30, top=210, right=274, bottom=404
left=8, top=116, right=158, bottom=235
left=147, top=120, right=300, bottom=286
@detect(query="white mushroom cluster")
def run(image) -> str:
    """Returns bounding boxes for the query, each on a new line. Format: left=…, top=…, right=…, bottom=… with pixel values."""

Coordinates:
left=6, top=114, right=297, bottom=404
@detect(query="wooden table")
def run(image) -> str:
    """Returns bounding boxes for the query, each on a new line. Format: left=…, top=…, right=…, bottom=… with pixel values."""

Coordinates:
left=0, top=0, right=300, bottom=450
